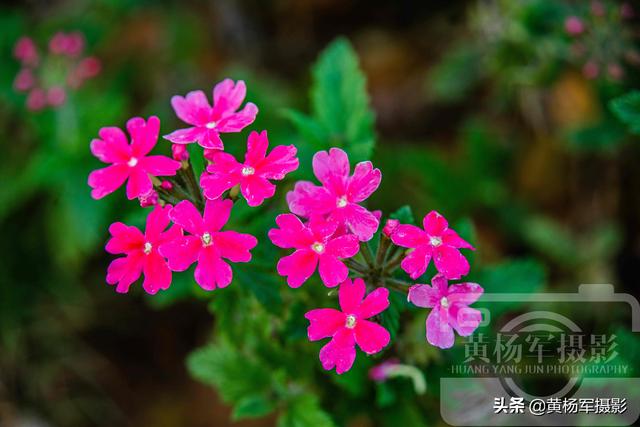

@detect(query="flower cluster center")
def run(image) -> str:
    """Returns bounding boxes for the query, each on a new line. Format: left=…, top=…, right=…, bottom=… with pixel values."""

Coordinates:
left=345, top=315, right=357, bottom=329
left=201, top=232, right=213, bottom=247
left=143, top=242, right=153, bottom=254
left=311, top=242, right=325, bottom=254
left=127, top=157, right=138, bottom=167
left=440, top=296, right=449, bottom=308
left=205, top=121, right=217, bottom=129
left=430, top=236, right=443, bottom=247
left=336, top=195, right=348, bottom=208
left=241, top=166, right=255, bottom=176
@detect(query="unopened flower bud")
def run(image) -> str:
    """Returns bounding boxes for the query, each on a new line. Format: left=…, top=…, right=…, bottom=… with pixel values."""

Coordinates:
left=383, top=219, right=399, bottom=237
left=160, top=180, right=173, bottom=190
left=172, top=144, right=189, bottom=161
left=14, top=68, right=35, bottom=92
left=369, top=359, right=400, bottom=382
left=26, top=88, right=47, bottom=111
left=138, top=189, right=159, bottom=207
left=203, top=148, right=218, bottom=162
left=47, top=86, right=66, bottom=107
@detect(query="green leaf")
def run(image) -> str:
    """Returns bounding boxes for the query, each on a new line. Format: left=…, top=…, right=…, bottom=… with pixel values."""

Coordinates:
left=610, top=91, right=640, bottom=134
left=187, top=343, right=272, bottom=402
left=232, top=395, right=275, bottom=420
left=308, top=37, right=375, bottom=162
left=277, top=394, right=336, bottom=427
left=427, top=46, right=482, bottom=103
left=187, top=144, right=205, bottom=178
left=379, top=290, right=406, bottom=340
left=282, top=109, right=327, bottom=150
left=390, top=205, right=414, bottom=225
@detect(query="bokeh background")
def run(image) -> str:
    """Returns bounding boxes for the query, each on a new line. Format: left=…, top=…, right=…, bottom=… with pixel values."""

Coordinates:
left=2, top=0, right=640, bottom=426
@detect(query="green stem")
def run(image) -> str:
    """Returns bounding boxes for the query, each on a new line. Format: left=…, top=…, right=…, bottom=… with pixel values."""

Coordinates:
left=360, top=241, right=375, bottom=267
left=376, top=236, right=391, bottom=266
left=182, top=162, right=205, bottom=210
left=384, top=277, right=413, bottom=289
left=344, top=259, right=368, bottom=275
left=383, top=250, right=405, bottom=274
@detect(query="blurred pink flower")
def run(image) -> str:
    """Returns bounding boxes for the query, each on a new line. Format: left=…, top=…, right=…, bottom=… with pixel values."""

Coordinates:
left=268, top=214, right=359, bottom=287
left=26, top=88, right=47, bottom=111
left=159, top=199, right=257, bottom=290
left=621, top=3, right=634, bottom=19
left=49, top=31, right=85, bottom=57
left=68, top=56, right=102, bottom=88
left=591, top=0, right=605, bottom=17
left=88, top=116, right=181, bottom=199
left=564, top=16, right=585, bottom=36
left=164, top=79, right=258, bottom=149
left=14, top=68, right=35, bottom=92
left=14, top=37, right=38, bottom=66
left=607, top=63, right=624, bottom=80
left=201, top=130, right=299, bottom=206
left=47, top=86, right=66, bottom=106
left=287, top=148, right=381, bottom=241
left=408, top=274, right=483, bottom=349
left=106, top=205, right=181, bottom=294
left=391, top=211, right=474, bottom=280
left=583, top=61, right=600, bottom=79
left=305, top=278, right=390, bottom=374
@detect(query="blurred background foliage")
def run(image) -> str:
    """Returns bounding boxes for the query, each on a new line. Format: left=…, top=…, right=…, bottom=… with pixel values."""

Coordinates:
left=1, top=0, right=640, bottom=426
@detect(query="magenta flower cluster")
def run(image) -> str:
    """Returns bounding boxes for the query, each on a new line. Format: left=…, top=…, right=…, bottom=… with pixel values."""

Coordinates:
left=89, top=79, right=483, bottom=376
left=13, top=32, right=101, bottom=111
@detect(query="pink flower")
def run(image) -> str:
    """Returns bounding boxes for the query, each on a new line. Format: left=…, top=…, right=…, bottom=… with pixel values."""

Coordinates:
left=26, top=88, right=47, bottom=111
left=159, top=199, right=257, bottom=290
left=164, top=79, right=258, bottom=149
left=201, top=130, right=299, bottom=207
left=391, top=211, right=474, bottom=280
left=382, top=219, right=399, bottom=237
left=47, top=86, right=66, bottom=107
left=88, top=116, right=181, bottom=200
left=305, top=278, right=390, bottom=374
left=564, top=16, right=585, bottom=36
left=14, top=68, right=35, bottom=92
left=14, top=37, right=38, bottom=66
left=583, top=61, right=599, bottom=79
left=287, top=148, right=381, bottom=241
left=408, top=274, right=483, bottom=349
left=138, top=189, right=159, bottom=207
left=106, top=205, right=181, bottom=294
left=268, top=214, right=359, bottom=288
left=49, top=31, right=85, bottom=57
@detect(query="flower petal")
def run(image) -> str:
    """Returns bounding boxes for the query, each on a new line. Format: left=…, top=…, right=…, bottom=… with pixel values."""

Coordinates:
left=142, top=252, right=172, bottom=294
left=276, top=249, right=318, bottom=288
left=305, top=308, right=345, bottom=341
left=258, top=144, right=299, bottom=180
left=433, top=246, right=470, bottom=279
left=449, top=305, right=482, bottom=337
left=91, top=127, right=131, bottom=163
left=200, top=166, right=240, bottom=201
left=203, top=198, right=233, bottom=232
left=268, top=214, right=314, bottom=249
left=199, top=129, right=225, bottom=149
left=390, top=224, right=428, bottom=248
left=340, top=203, right=380, bottom=241
left=408, top=284, right=439, bottom=308
left=339, top=278, right=365, bottom=314
left=319, top=328, right=356, bottom=374
left=312, top=148, right=349, bottom=194
left=169, top=200, right=204, bottom=235
left=354, top=320, right=390, bottom=354
left=194, top=247, right=232, bottom=290
left=106, top=254, right=143, bottom=293
left=442, top=228, right=474, bottom=250
left=171, top=91, right=211, bottom=125
left=400, top=246, right=432, bottom=279
left=318, top=255, right=348, bottom=287
left=216, top=103, right=258, bottom=133
left=286, top=181, right=334, bottom=218
left=347, top=161, right=381, bottom=203
left=244, top=130, right=268, bottom=166
left=212, top=79, right=246, bottom=115
left=448, top=282, right=484, bottom=306
left=423, top=211, right=448, bottom=235
left=241, top=176, right=276, bottom=207
left=144, top=205, right=172, bottom=242
left=88, top=164, right=130, bottom=199
left=426, top=306, right=454, bottom=349
left=139, top=155, right=181, bottom=177
left=106, top=222, right=144, bottom=254
left=214, top=230, right=257, bottom=262
left=125, top=166, right=153, bottom=200
left=325, top=234, right=359, bottom=259
left=358, top=287, right=390, bottom=318
left=158, top=236, right=201, bottom=271
left=163, top=127, right=206, bottom=144
left=127, top=116, right=160, bottom=157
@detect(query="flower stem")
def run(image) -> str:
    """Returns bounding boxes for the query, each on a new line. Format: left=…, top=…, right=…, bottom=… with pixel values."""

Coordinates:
left=376, top=235, right=391, bottom=266
left=383, top=250, right=405, bottom=274
left=359, top=241, right=375, bottom=268
left=344, top=258, right=368, bottom=275
left=181, top=162, right=205, bottom=210
left=384, top=277, right=412, bottom=289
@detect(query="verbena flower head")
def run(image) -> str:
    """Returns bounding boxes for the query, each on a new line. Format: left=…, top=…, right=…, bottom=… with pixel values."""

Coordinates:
left=159, top=199, right=257, bottom=290
left=88, top=116, right=181, bottom=200
left=14, top=37, right=38, bottom=66
left=287, top=148, right=381, bottom=241
left=268, top=214, right=359, bottom=288
left=391, top=211, right=474, bottom=280
left=305, top=278, right=390, bottom=374
left=201, top=130, right=299, bottom=207
left=106, top=205, right=181, bottom=294
left=408, top=274, right=483, bottom=349
left=164, top=79, right=258, bottom=149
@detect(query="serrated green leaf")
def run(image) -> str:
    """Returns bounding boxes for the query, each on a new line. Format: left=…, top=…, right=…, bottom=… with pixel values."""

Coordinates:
left=610, top=91, right=640, bottom=134
left=390, top=205, right=414, bottom=225
left=277, top=394, right=336, bottom=427
left=232, top=395, right=274, bottom=420
left=309, top=37, right=375, bottom=162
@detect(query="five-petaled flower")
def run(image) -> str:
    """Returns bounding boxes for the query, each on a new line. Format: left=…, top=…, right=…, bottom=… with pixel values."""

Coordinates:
left=391, top=211, right=474, bottom=280
left=106, top=205, right=182, bottom=294
left=268, top=214, right=359, bottom=287
left=159, top=199, right=257, bottom=290
left=287, top=148, right=381, bottom=241
left=164, top=79, right=258, bottom=150
left=89, top=116, right=181, bottom=199
left=305, top=278, right=390, bottom=374
left=408, top=274, right=483, bottom=349
left=201, top=130, right=299, bottom=206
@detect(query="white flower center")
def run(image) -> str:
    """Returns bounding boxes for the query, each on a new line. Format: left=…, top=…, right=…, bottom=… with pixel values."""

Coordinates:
left=143, top=242, right=152, bottom=254
left=430, top=236, right=443, bottom=247
left=241, top=166, right=255, bottom=176
left=205, top=121, right=217, bottom=129
left=311, top=242, right=325, bottom=254
left=345, top=315, right=357, bottom=329
left=336, top=195, right=348, bottom=208
left=440, top=296, right=449, bottom=308
left=127, top=157, right=138, bottom=167
left=201, top=232, right=213, bottom=247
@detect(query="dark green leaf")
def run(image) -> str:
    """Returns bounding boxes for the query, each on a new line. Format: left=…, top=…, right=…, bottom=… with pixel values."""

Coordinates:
left=610, top=91, right=640, bottom=134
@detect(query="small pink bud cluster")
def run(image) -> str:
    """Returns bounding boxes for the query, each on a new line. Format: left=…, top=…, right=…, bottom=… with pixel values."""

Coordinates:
left=12, top=32, right=101, bottom=111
